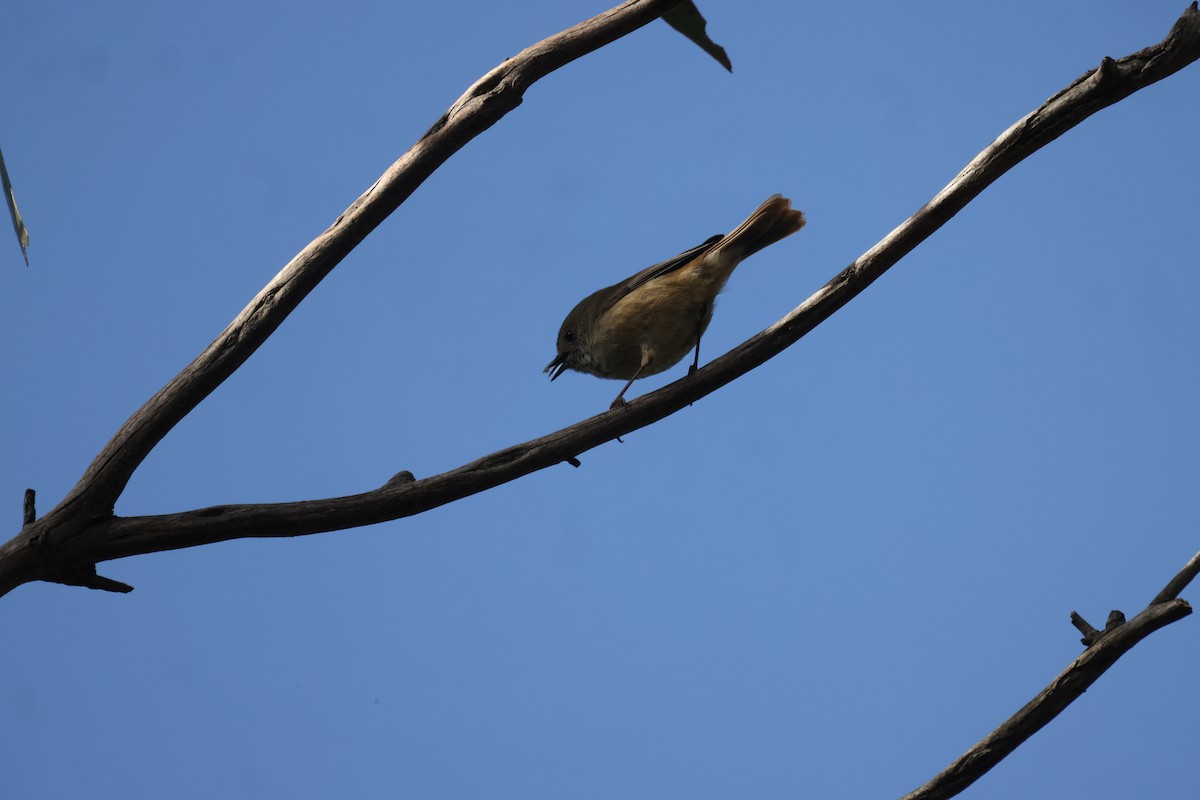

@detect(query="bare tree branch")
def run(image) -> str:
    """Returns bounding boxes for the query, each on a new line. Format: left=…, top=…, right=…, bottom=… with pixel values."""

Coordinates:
left=900, top=551, right=1198, bottom=800
left=53, top=0, right=682, bottom=520
left=0, top=0, right=681, bottom=593
left=1, top=4, right=1198, bottom=598
left=1152, top=549, right=1200, bottom=605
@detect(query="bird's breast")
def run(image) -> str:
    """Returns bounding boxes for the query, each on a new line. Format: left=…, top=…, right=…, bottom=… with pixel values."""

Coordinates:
left=590, top=277, right=716, bottom=379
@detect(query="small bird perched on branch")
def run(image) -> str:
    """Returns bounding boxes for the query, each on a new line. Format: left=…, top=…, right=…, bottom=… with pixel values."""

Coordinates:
left=545, top=194, right=806, bottom=409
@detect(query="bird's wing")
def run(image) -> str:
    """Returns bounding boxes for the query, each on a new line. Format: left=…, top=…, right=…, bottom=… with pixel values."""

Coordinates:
left=597, top=234, right=723, bottom=316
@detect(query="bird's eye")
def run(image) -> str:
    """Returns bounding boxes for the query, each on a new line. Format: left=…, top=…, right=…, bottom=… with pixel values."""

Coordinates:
left=564, top=330, right=575, bottom=343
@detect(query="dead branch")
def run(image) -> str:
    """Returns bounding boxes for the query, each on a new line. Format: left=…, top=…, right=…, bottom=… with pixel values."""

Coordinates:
left=1, top=4, right=1198, bottom=602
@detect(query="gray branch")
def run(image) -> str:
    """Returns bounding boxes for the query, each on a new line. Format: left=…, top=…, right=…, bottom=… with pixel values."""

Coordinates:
left=1, top=4, right=1198, bottom=607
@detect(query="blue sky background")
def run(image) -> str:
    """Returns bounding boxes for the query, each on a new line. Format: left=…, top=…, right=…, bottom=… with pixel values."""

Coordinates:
left=3, top=2, right=1198, bottom=798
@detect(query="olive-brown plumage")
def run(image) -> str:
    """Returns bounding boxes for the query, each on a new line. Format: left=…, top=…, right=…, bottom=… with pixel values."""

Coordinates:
left=545, top=195, right=805, bottom=408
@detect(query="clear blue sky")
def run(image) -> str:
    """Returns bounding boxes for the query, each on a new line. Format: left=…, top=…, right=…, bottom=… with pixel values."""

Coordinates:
left=3, top=2, right=1198, bottom=798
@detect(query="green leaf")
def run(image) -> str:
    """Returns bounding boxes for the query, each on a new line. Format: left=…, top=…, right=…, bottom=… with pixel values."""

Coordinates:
left=663, top=1, right=732, bottom=73
left=0, top=147, right=30, bottom=266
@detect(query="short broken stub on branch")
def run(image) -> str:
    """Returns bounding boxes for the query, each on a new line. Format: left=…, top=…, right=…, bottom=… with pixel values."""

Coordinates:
left=1071, top=609, right=1127, bottom=647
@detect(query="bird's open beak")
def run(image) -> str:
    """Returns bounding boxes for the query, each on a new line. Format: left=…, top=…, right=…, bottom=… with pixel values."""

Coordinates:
left=544, top=353, right=569, bottom=381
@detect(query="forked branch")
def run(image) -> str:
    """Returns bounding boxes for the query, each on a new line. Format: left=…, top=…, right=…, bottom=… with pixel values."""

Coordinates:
left=1, top=5, right=1198, bottom=603
left=0, top=0, right=682, bottom=592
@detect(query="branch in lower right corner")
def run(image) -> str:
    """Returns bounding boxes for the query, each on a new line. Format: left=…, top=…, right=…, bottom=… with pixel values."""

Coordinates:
left=899, top=558, right=1194, bottom=800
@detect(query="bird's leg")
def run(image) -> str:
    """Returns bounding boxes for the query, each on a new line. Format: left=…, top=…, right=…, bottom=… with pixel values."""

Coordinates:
left=610, top=369, right=643, bottom=409
left=611, top=347, right=654, bottom=409
left=688, top=301, right=710, bottom=376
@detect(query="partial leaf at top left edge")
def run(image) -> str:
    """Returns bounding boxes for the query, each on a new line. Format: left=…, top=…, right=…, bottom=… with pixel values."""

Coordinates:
left=0, top=147, right=30, bottom=266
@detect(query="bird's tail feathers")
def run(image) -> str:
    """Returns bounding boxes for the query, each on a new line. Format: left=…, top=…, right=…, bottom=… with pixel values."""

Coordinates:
left=708, top=194, right=805, bottom=265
